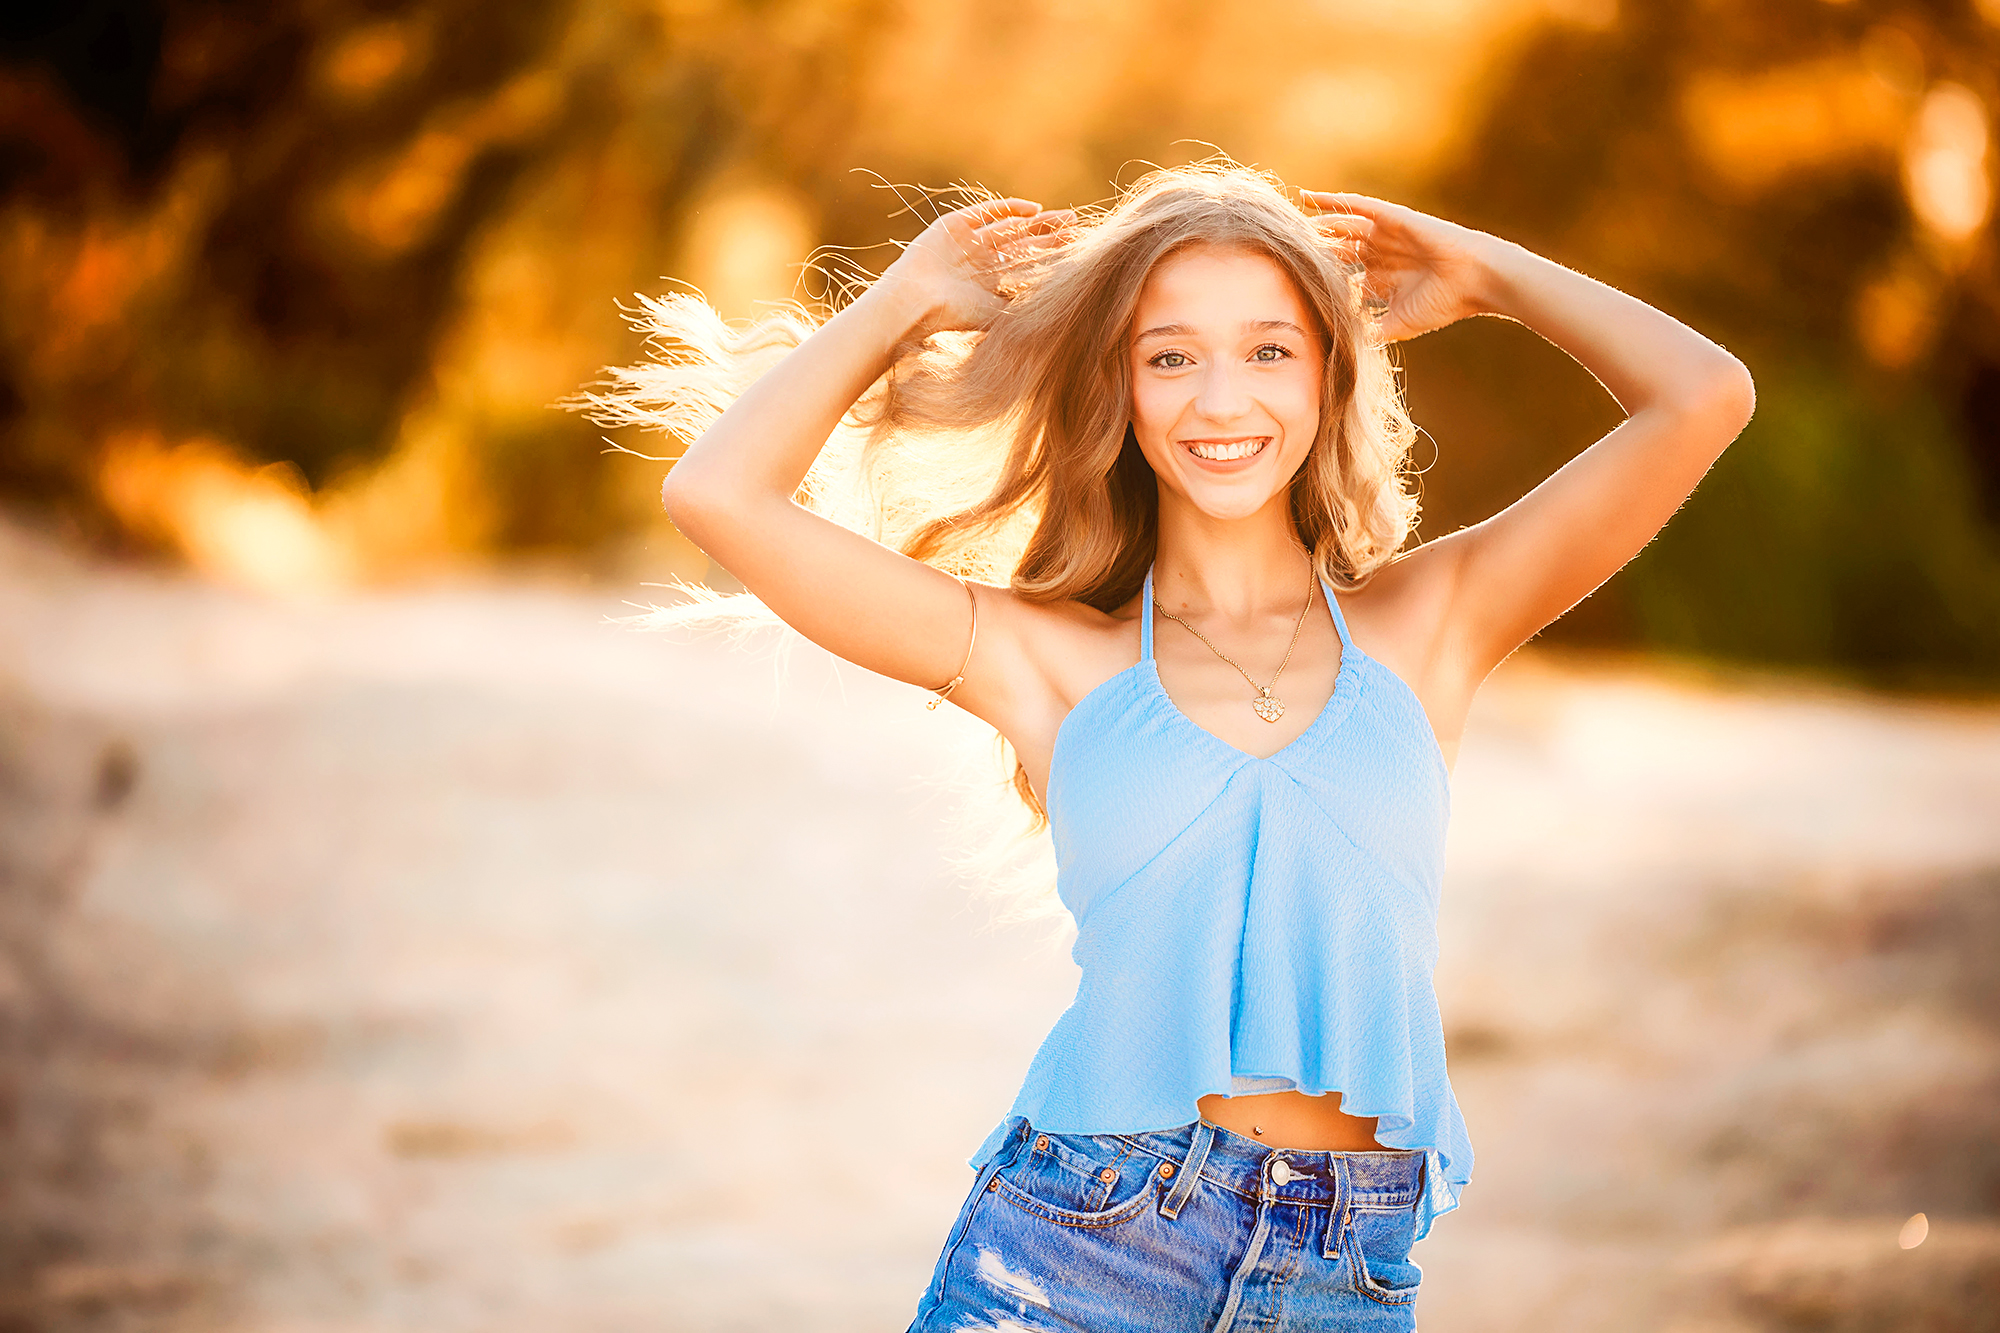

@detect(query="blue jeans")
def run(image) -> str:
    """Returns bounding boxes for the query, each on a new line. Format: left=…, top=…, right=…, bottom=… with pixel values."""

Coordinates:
left=908, top=1117, right=1426, bottom=1331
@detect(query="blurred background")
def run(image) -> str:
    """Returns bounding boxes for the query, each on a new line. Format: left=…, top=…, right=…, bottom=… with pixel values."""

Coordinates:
left=1, top=0, right=1996, bottom=1329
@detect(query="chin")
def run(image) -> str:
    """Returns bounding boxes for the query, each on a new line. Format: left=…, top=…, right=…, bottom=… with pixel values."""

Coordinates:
left=1180, top=483, right=1286, bottom=524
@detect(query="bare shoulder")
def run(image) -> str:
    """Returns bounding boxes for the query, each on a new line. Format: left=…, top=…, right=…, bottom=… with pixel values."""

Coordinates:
left=999, top=588, right=1145, bottom=709
left=1337, top=535, right=1481, bottom=767
left=972, top=584, right=1144, bottom=786
left=1341, top=537, right=1465, bottom=671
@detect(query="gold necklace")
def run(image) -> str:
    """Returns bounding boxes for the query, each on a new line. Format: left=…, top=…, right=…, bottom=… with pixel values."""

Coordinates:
left=1152, top=560, right=1318, bottom=724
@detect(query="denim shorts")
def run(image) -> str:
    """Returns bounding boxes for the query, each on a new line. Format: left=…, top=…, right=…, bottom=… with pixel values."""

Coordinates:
left=907, top=1116, right=1427, bottom=1331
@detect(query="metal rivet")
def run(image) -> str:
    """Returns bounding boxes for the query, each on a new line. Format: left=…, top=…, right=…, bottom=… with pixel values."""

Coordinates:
left=1099, top=1167, right=1117, bottom=1183
left=1035, top=1136, right=1049, bottom=1151
left=987, top=1178, right=999, bottom=1191
left=1159, top=1162, right=1176, bottom=1178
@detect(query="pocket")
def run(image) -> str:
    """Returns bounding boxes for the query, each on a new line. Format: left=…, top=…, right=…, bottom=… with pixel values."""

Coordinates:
left=990, top=1128, right=1164, bottom=1229
left=1345, top=1200, right=1423, bottom=1306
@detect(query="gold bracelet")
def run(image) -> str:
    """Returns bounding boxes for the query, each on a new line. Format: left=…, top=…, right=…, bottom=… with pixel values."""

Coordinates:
left=927, top=575, right=978, bottom=710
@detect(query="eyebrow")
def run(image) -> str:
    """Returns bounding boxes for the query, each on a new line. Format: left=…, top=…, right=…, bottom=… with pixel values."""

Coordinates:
left=1134, top=319, right=1313, bottom=342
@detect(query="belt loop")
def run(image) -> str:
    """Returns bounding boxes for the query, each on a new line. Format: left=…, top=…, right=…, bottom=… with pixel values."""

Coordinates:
left=1160, top=1121, right=1214, bottom=1220
left=1003, top=1117, right=1033, bottom=1168
left=1322, top=1152, right=1352, bottom=1259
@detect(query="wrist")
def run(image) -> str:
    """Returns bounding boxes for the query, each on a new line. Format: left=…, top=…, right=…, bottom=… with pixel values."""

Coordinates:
left=1462, top=232, right=1536, bottom=320
left=852, top=271, right=946, bottom=343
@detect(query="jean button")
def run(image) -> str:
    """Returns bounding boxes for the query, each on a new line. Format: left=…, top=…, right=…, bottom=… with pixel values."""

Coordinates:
left=1271, top=1159, right=1296, bottom=1186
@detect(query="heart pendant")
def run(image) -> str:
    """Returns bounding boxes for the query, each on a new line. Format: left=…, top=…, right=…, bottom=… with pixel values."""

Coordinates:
left=1252, top=694, right=1285, bottom=723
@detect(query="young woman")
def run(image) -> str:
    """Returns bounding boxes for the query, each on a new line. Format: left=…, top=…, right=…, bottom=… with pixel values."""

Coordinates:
left=608, top=164, right=1753, bottom=1330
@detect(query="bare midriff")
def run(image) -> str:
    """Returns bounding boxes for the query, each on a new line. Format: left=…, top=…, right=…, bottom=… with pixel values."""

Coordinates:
left=1196, top=1090, right=1388, bottom=1152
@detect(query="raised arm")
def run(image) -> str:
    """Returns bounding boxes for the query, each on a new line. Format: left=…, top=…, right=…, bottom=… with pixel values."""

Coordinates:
left=1303, top=191, right=1757, bottom=682
left=658, top=199, right=1071, bottom=723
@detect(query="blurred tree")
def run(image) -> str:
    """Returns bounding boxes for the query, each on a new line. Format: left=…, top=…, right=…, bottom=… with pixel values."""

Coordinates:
left=1, top=0, right=584, bottom=512
left=0, top=0, right=947, bottom=569
left=1402, top=0, right=2000, bottom=686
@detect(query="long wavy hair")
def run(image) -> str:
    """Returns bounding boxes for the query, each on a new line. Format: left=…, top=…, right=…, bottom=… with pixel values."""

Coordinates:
left=580, top=161, right=1421, bottom=816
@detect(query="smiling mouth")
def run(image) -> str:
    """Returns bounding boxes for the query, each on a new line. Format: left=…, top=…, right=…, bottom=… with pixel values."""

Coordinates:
left=1184, top=437, right=1269, bottom=462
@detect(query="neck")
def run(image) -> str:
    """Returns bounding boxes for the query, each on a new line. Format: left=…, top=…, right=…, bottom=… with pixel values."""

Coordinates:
left=1151, top=486, right=1313, bottom=616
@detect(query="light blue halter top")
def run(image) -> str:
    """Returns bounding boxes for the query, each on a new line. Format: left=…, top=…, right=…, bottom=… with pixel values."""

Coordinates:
left=970, top=564, right=1472, bottom=1238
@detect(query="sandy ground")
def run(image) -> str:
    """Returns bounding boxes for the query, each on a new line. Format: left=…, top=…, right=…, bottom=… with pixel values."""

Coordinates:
left=1, top=517, right=1996, bottom=1332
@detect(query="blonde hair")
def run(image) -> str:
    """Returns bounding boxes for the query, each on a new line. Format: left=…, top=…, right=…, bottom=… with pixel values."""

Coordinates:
left=581, top=161, right=1421, bottom=815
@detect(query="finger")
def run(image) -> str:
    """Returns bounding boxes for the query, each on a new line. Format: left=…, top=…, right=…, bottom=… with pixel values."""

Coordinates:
left=991, top=236, right=1070, bottom=272
left=1374, top=313, right=1418, bottom=344
left=948, top=197, right=1042, bottom=230
left=989, top=246, right=1067, bottom=284
left=1302, top=190, right=1395, bottom=219
left=1313, top=218, right=1371, bottom=260
left=1312, top=222, right=1376, bottom=250
left=978, top=208, right=1076, bottom=248
left=989, top=246, right=1069, bottom=280
left=976, top=216, right=1043, bottom=247
left=1354, top=284, right=1415, bottom=341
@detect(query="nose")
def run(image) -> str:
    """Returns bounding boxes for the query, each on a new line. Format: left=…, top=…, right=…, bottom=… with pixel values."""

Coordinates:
left=1192, top=358, right=1253, bottom=424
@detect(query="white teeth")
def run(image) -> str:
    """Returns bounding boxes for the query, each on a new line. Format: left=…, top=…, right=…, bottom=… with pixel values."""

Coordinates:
left=1188, top=439, right=1266, bottom=461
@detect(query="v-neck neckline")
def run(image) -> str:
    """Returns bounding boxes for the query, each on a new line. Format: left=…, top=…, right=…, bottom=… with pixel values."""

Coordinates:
left=1141, top=563, right=1362, bottom=767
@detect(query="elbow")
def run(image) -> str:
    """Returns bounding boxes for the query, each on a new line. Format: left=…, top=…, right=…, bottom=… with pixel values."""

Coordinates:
left=659, top=462, right=694, bottom=527
left=660, top=451, right=764, bottom=551
left=659, top=434, right=722, bottom=516
left=1655, top=350, right=1755, bottom=445
left=1703, top=352, right=1757, bottom=437
left=659, top=458, right=723, bottom=544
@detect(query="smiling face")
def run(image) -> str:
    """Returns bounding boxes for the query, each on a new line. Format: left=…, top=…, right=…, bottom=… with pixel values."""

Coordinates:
left=1128, top=243, right=1325, bottom=525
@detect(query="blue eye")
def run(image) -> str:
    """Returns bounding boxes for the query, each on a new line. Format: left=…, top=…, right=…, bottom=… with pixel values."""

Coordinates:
left=1149, top=351, right=1191, bottom=369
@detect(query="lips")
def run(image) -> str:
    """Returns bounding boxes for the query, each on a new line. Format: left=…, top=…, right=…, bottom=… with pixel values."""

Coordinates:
left=1184, top=437, right=1269, bottom=462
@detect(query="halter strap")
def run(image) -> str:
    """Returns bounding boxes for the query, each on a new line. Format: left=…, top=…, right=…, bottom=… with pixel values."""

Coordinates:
left=1140, top=564, right=1157, bottom=662
left=1320, top=575, right=1355, bottom=656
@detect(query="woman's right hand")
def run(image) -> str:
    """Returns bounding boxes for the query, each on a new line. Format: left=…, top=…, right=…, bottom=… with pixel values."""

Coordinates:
left=874, top=198, right=1075, bottom=336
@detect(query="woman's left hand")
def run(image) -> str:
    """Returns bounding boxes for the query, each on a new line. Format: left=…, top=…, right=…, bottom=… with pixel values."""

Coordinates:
left=1299, top=191, right=1500, bottom=343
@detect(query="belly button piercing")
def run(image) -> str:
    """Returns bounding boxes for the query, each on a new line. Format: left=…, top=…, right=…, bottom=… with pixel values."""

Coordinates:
left=1253, top=1125, right=1265, bottom=1136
